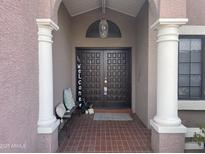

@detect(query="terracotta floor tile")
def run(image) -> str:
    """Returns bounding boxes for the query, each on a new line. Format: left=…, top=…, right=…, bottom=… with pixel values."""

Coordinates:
left=58, top=113, right=152, bottom=153
left=94, top=146, right=101, bottom=152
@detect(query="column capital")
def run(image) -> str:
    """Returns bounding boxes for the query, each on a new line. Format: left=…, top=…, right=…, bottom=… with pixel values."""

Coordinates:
left=36, top=19, right=59, bottom=43
left=36, top=19, right=59, bottom=31
left=151, top=18, right=188, bottom=30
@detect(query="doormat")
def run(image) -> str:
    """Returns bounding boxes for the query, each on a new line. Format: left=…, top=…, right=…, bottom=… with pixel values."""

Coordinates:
left=94, top=113, right=133, bottom=121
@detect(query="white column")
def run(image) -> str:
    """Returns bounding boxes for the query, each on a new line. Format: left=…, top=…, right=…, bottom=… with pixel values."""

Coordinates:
left=36, top=19, right=60, bottom=134
left=150, top=18, right=188, bottom=133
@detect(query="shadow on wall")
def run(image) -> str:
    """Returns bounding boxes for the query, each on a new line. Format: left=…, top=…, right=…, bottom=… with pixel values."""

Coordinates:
left=53, top=3, right=73, bottom=108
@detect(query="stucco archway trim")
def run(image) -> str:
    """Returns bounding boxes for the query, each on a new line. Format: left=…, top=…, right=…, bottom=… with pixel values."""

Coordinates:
left=51, top=0, right=63, bottom=24
left=151, top=18, right=189, bottom=30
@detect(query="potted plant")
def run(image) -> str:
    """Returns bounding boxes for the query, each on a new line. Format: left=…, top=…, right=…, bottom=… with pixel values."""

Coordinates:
left=193, top=125, right=205, bottom=148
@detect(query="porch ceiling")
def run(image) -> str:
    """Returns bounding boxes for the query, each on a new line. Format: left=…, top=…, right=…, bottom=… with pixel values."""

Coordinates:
left=62, top=0, right=146, bottom=17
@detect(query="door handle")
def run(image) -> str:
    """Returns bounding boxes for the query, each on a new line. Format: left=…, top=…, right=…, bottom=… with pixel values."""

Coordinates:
left=104, top=76, right=107, bottom=84
left=104, top=87, right=107, bottom=95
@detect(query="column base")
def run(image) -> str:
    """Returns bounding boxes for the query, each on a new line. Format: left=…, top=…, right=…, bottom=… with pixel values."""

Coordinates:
left=153, top=115, right=182, bottom=126
left=37, top=127, right=59, bottom=152
left=150, top=119, right=186, bottom=133
left=150, top=120, right=186, bottom=152
left=38, top=119, right=60, bottom=134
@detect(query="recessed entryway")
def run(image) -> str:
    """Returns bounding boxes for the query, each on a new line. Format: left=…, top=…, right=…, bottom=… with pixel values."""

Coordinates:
left=76, top=48, right=132, bottom=109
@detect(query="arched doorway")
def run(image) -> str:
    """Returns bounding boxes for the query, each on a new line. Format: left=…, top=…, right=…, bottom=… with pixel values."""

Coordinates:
left=36, top=1, right=160, bottom=152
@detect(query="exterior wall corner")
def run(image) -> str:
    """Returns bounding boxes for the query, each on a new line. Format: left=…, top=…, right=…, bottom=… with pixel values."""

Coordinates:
left=159, top=0, right=187, bottom=18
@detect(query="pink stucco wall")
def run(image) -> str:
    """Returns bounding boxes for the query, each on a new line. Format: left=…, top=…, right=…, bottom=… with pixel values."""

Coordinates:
left=187, top=0, right=205, bottom=25
left=38, top=0, right=59, bottom=23
left=159, top=0, right=187, bottom=18
left=0, top=0, right=39, bottom=152
left=151, top=128, right=185, bottom=152
left=0, top=0, right=63, bottom=152
left=38, top=0, right=52, bottom=19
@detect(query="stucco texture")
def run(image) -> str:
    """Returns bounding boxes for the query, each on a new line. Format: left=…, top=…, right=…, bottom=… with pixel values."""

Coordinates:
left=53, top=3, right=72, bottom=108
left=0, top=0, right=62, bottom=152
left=187, top=0, right=205, bottom=25
left=0, top=0, right=39, bottom=152
left=38, top=0, right=60, bottom=24
left=159, top=0, right=187, bottom=18
left=151, top=128, right=185, bottom=152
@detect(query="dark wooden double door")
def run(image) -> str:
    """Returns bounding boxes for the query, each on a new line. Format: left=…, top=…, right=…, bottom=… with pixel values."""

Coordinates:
left=76, top=48, right=131, bottom=109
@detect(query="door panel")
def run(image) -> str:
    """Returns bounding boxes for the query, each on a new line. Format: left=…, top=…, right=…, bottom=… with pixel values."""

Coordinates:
left=104, top=50, right=131, bottom=108
left=77, top=50, right=104, bottom=105
left=76, top=48, right=131, bottom=109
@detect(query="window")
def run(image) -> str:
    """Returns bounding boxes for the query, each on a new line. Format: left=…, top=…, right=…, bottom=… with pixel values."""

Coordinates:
left=178, top=37, right=204, bottom=100
left=86, top=20, right=121, bottom=38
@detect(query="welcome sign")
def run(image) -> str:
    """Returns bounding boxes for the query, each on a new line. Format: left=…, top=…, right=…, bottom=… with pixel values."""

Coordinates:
left=76, top=56, right=83, bottom=102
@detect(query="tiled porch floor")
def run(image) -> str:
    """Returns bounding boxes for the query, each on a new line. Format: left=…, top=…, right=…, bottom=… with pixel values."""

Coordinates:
left=58, top=113, right=152, bottom=153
